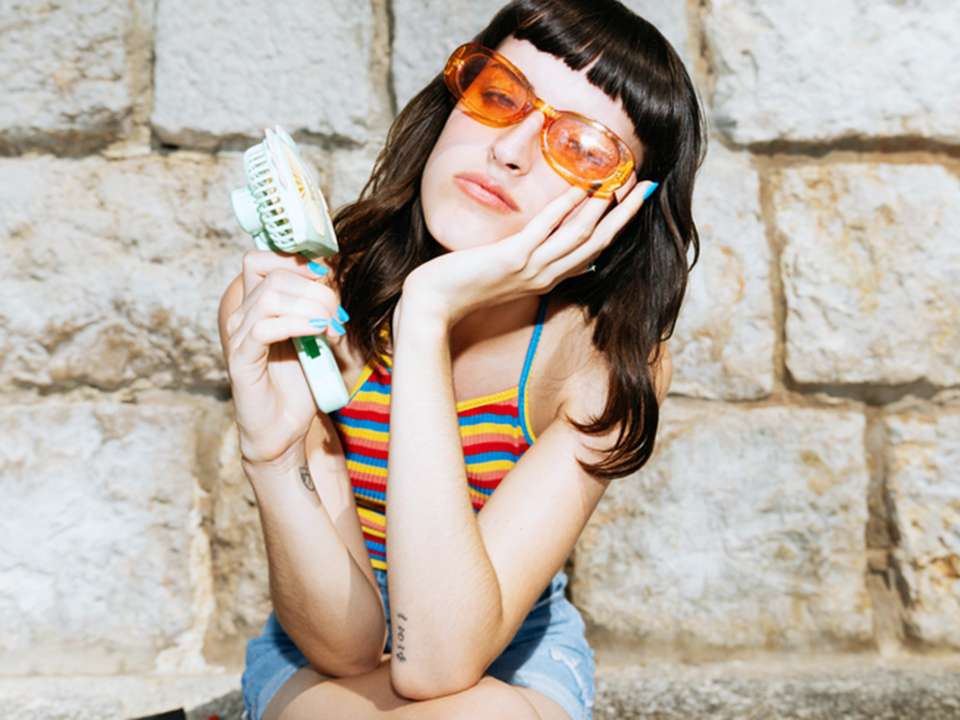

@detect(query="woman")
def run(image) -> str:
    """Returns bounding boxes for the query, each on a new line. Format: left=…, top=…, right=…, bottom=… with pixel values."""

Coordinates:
left=219, top=1, right=705, bottom=718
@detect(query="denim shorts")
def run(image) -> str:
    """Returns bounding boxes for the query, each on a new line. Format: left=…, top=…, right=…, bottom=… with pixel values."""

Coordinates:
left=241, top=567, right=596, bottom=720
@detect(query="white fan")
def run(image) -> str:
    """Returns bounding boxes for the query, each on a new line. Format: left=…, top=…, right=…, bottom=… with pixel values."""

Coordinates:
left=230, top=125, right=350, bottom=413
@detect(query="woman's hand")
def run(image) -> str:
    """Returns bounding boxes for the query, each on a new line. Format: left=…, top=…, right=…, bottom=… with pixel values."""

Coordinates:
left=220, top=250, right=348, bottom=466
left=402, top=178, right=658, bottom=328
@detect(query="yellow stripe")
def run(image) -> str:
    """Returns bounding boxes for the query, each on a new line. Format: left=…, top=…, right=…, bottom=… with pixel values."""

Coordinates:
left=468, top=485, right=495, bottom=504
left=523, top=371, right=538, bottom=444
left=456, top=386, right=518, bottom=411
left=357, top=505, right=387, bottom=532
left=360, top=524, right=385, bottom=541
left=346, top=459, right=388, bottom=478
left=338, top=425, right=389, bottom=442
left=351, top=387, right=391, bottom=405
left=464, top=458, right=516, bottom=473
left=459, top=421, right=520, bottom=438
left=347, top=363, right=375, bottom=400
left=357, top=520, right=387, bottom=540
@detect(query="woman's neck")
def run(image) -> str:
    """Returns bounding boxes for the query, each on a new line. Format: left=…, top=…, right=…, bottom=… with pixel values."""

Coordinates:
left=448, top=294, right=544, bottom=360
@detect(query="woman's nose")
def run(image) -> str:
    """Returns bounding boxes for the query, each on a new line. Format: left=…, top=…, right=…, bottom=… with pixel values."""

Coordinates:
left=489, top=111, right=544, bottom=174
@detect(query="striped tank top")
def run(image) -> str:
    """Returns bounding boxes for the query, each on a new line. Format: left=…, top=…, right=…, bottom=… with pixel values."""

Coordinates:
left=329, top=294, right=550, bottom=573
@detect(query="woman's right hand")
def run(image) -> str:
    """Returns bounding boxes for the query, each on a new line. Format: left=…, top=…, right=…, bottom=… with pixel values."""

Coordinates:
left=220, top=249, right=348, bottom=466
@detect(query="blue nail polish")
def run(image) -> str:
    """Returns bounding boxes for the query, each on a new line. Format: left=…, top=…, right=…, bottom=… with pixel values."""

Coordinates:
left=307, top=261, right=329, bottom=276
left=330, top=318, right=345, bottom=335
left=308, top=317, right=329, bottom=329
left=642, top=182, right=659, bottom=200
left=336, top=305, right=349, bottom=323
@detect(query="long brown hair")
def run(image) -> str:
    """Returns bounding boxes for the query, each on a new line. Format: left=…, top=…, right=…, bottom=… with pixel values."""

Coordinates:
left=329, top=0, right=707, bottom=481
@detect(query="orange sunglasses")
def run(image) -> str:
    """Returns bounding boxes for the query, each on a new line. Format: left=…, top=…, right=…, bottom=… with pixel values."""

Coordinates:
left=443, top=42, right=636, bottom=199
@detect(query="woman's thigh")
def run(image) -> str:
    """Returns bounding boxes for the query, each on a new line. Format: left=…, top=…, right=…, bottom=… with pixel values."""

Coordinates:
left=264, top=659, right=569, bottom=720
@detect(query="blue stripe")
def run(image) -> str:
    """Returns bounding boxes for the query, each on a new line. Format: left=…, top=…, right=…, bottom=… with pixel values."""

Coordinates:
left=464, top=449, right=522, bottom=463
left=458, top=411, right=520, bottom=426
left=355, top=487, right=386, bottom=502
left=365, top=538, right=385, bottom=553
left=467, top=484, right=494, bottom=496
left=337, top=415, right=389, bottom=431
left=346, top=451, right=389, bottom=469
left=518, top=294, right=548, bottom=446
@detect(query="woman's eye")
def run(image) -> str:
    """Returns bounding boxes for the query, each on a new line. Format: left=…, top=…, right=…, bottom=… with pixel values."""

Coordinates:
left=565, top=138, right=596, bottom=161
left=566, top=138, right=611, bottom=166
left=481, top=90, right=517, bottom=108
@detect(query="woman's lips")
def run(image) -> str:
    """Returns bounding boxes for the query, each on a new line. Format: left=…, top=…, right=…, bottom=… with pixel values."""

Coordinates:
left=453, top=176, right=518, bottom=213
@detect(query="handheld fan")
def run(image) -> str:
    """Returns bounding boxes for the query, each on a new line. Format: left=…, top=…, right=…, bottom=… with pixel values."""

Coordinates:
left=230, top=125, right=350, bottom=413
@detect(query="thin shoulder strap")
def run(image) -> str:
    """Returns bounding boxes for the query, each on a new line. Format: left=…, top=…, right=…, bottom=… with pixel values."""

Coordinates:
left=517, top=295, right=549, bottom=445
left=517, top=294, right=549, bottom=396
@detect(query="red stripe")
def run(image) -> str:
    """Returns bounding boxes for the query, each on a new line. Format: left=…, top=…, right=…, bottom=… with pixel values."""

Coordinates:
left=458, top=401, right=517, bottom=417
left=352, top=479, right=387, bottom=495
left=468, top=477, right=505, bottom=490
left=344, top=444, right=389, bottom=461
left=343, top=434, right=389, bottom=450
left=463, top=439, right=525, bottom=456
left=336, top=406, right=390, bottom=423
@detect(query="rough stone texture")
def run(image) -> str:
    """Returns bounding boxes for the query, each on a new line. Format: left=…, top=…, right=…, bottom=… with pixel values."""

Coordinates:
left=575, top=400, right=872, bottom=654
left=152, top=0, right=382, bottom=149
left=0, top=400, right=223, bottom=675
left=772, top=162, right=960, bottom=387
left=0, top=153, right=248, bottom=393
left=671, top=140, right=774, bottom=400
left=203, top=419, right=271, bottom=668
left=328, top=140, right=385, bottom=212
left=0, top=0, right=153, bottom=157
left=593, top=655, right=960, bottom=720
left=883, top=407, right=960, bottom=649
left=0, top=674, right=241, bottom=720
left=704, top=1, right=960, bottom=145
left=392, top=0, right=692, bottom=110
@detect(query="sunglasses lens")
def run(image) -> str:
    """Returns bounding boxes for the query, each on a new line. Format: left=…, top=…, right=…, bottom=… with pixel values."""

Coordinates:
left=456, top=54, right=527, bottom=123
left=544, top=116, right=622, bottom=181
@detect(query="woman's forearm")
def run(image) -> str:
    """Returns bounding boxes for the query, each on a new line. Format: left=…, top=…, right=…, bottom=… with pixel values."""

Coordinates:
left=243, top=443, right=387, bottom=677
left=385, top=297, right=503, bottom=696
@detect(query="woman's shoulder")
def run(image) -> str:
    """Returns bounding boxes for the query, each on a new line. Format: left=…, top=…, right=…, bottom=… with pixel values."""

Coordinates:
left=539, top=298, right=610, bottom=425
left=544, top=299, right=672, bottom=425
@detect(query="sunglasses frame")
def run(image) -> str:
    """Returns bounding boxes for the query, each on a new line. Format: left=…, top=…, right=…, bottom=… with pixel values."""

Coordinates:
left=443, top=42, right=636, bottom=199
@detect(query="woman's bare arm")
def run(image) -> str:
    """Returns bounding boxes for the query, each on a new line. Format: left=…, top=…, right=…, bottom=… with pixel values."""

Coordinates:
left=219, top=275, right=386, bottom=676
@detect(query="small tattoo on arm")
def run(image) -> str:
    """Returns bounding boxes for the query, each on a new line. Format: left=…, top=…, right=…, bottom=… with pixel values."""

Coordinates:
left=298, top=463, right=316, bottom=493
left=394, top=612, right=407, bottom=662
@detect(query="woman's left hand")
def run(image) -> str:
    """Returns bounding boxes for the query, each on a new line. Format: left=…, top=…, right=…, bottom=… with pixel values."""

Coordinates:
left=402, top=178, right=658, bottom=329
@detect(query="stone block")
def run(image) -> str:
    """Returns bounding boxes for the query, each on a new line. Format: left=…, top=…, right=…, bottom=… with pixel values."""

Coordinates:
left=704, top=1, right=960, bottom=144
left=575, top=400, right=872, bottom=653
left=771, top=162, right=960, bottom=386
left=884, top=406, right=960, bottom=648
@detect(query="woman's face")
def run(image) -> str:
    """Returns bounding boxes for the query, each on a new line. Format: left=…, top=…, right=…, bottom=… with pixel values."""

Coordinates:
left=420, top=36, right=645, bottom=252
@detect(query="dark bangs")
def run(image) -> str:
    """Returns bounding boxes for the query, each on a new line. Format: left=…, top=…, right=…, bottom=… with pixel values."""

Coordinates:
left=474, top=0, right=701, bottom=181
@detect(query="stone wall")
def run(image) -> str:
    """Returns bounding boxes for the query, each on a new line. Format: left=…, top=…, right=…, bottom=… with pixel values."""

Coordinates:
left=1, top=1, right=957, bottom=717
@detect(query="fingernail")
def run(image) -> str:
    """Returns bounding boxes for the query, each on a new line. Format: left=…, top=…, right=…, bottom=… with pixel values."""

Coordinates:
left=336, top=305, right=349, bottom=323
left=329, top=318, right=345, bottom=335
left=309, top=317, right=329, bottom=329
left=642, top=182, right=660, bottom=200
left=307, top=261, right=329, bottom=276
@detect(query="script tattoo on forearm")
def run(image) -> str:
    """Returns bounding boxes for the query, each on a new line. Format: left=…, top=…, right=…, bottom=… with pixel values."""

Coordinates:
left=395, top=612, right=408, bottom=662
left=298, top=463, right=316, bottom=493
